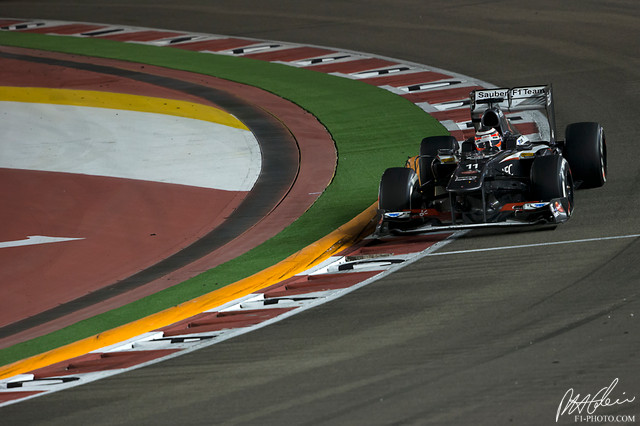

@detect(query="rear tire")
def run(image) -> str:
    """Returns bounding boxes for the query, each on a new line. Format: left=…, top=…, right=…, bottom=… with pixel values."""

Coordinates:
left=563, top=122, right=607, bottom=189
left=379, top=167, right=418, bottom=211
left=530, top=155, right=574, bottom=206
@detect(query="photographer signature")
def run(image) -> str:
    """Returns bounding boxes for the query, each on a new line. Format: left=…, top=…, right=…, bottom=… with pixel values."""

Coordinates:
left=556, top=378, right=636, bottom=422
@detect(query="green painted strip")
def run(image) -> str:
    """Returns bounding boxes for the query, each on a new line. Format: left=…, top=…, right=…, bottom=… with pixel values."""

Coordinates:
left=0, top=31, right=448, bottom=366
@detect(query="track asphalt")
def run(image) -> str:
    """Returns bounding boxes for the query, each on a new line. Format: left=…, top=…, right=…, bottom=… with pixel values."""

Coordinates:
left=1, top=1, right=639, bottom=425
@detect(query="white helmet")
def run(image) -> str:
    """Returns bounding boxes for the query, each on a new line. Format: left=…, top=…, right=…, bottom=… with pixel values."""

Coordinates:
left=474, top=127, right=502, bottom=151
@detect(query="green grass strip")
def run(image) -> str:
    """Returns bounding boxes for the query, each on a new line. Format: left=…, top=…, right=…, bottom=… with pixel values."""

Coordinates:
left=0, top=31, right=448, bottom=366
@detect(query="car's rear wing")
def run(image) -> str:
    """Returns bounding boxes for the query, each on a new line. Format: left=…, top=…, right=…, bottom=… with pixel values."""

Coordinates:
left=470, top=85, right=556, bottom=143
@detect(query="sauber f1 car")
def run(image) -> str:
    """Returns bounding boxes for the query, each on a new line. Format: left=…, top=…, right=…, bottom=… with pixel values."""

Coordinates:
left=377, top=85, right=607, bottom=234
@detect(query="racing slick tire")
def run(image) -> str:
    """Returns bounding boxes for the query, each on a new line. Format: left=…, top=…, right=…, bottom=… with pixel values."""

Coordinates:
left=563, top=122, right=607, bottom=189
left=419, top=135, right=458, bottom=157
left=418, top=135, right=458, bottom=193
left=379, top=167, right=419, bottom=211
left=530, top=154, right=574, bottom=205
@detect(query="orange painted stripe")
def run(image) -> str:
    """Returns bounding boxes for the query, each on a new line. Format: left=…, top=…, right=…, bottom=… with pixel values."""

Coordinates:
left=0, top=86, right=249, bottom=130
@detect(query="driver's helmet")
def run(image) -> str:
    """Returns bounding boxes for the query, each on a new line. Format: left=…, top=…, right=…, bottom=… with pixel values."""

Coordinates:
left=474, top=127, right=502, bottom=151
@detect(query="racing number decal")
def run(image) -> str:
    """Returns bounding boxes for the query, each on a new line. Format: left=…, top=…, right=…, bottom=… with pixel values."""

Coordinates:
left=466, top=163, right=479, bottom=171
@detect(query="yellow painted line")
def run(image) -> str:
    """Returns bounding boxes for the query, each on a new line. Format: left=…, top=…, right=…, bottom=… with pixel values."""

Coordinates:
left=0, top=86, right=249, bottom=130
left=0, top=203, right=379, bottom=380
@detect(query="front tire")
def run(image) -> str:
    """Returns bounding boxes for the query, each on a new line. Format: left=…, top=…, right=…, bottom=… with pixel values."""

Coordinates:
left=379, top=167, right=418, bottom=211
left=418, top=135, right=458, bottom=196
left=563, top=122, right=607, bottom=189
left=419, top=135, right=458, bottom=157
left=530, top=154, right=574, bottom=206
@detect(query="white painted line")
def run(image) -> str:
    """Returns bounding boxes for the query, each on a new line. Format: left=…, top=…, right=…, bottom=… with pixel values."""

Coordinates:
left=426, top=234, right=640, bottom=256
left=0, top=235, right=84, bottom=249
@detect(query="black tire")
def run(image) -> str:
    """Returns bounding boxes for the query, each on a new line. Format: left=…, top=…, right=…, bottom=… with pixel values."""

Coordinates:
left=419, top=135, right=458, bottom=157
left=530, top=155, right=574, bottom=205
left=563, top=122, right=607, bottom=189
left=418, top=135, right=458, bottom=188
left=378, top=167, right=418, bottom=211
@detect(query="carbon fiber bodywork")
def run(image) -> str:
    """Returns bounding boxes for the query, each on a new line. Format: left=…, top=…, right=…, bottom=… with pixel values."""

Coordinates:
left=377, top=85, right=586, bottom=235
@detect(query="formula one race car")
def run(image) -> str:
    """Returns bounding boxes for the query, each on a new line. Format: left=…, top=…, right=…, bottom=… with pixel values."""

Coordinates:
left=377, top=85, right=607, bottom=234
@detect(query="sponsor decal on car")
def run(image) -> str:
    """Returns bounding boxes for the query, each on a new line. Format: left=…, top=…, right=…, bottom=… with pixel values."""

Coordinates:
left=438, top=155, right=456, bottom=163
left=501, top=202, right=549, bottom=212
left=384, top=212, right=410, bottom=219
left=476, top=89, right=509, bottom=100
left=502, top=163, right=514, bottom=175
left=524, top=202, right=549, bottom=210
left=455, top=175, right=478, bottom=181
left=511, top=86, right=546, bottom=98
left=551, top=200, right=567, bottom=219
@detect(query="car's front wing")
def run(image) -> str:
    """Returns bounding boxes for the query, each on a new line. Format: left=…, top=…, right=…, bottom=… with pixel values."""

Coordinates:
left=378, top=198, right=571, bottom=235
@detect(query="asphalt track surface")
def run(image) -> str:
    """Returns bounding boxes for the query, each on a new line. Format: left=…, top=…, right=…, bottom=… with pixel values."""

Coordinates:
left=2, top=1, right=639, bottom=425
